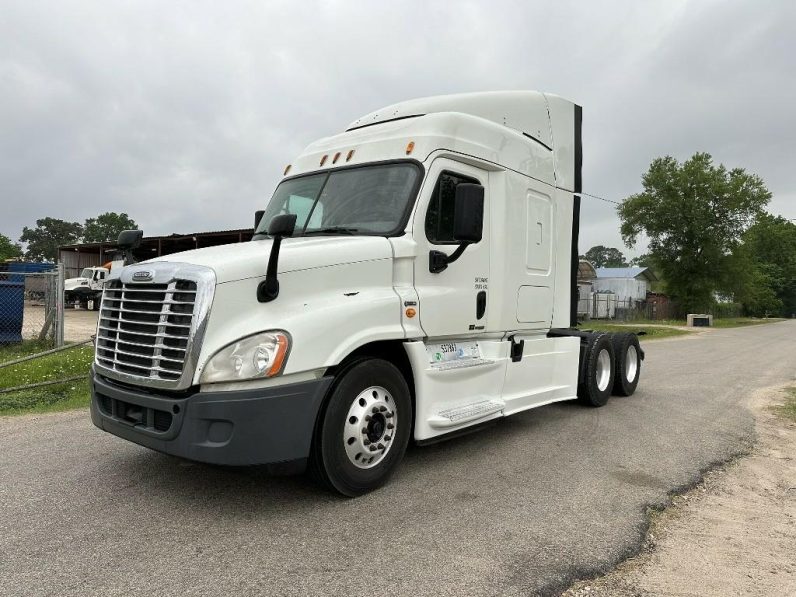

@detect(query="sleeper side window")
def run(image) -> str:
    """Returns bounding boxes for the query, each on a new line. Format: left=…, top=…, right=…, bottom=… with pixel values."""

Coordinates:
left=425, top=171, right=480, bottom=244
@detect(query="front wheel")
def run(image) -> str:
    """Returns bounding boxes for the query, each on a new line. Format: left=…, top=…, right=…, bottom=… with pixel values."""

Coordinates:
left=309, top=358, right=412, bottom=496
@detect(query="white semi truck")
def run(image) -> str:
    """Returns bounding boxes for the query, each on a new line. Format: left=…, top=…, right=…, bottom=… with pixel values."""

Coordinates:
left=90, top=91, right=643, bottom=496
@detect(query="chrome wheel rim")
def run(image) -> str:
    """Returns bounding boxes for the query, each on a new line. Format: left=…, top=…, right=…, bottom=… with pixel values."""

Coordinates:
left=343, top=385, right=396, bottom=469
left=596, top=348, right=612, bottom=392
left=625, top=345, right=638, bottom=382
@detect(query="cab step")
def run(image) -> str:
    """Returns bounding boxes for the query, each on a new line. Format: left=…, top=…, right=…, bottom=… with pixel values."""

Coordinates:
left=428, top=399, right=505, bottom=428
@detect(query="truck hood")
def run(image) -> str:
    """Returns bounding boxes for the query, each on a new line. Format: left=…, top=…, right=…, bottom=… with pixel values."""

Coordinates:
left=64, top=277, right=89, bottom=291
left=148, top=236, right=394, bottom=284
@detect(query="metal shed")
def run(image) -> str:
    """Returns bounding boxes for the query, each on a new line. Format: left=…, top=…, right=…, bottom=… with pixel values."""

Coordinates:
left=593, top=267, right=658, bottom=302
left=58, top=228, right=254, bottom=278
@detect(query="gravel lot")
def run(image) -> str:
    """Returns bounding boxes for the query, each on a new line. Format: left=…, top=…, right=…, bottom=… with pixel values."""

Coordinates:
left=1, top=321, right=794, bottom=596
left=62, top=307, right=99, bottom=342
left=20, top=303, right=98, bottom=343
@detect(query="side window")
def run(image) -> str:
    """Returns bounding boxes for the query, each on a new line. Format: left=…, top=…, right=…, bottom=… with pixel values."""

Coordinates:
left=425, top=171, right=479, bottom=244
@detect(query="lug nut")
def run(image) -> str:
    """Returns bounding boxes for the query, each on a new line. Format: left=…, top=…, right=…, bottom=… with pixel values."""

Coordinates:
left=387, top=423, right=394, bottom=430
left=377, top=443, right=385, bottom=450
left=384, top=436, right=391, bottom=441
left=372, top=407, right=379, bottom=413
left=365, top=415, right=371, bottom=422
left=385, top=413, right=393, bottom=419
left=369, top=445, right=377, bottom=452
left=379, top=406, right=387, bottom=412
left=364, top=439, right=370, bottom=445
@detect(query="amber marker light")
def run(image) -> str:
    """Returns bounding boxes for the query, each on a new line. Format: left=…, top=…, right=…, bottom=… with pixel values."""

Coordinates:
left=406, top=141, right=415, bottom=155
left=320, top=154, right=328, bottom=166
left=283, top=164, right=291, bottom=175
left=346, top=149, right=355, bottom=161
left=266, top=333, right=290, bottom=378
left=405, top=307, right=417, bottom=318
left=332, top=152, right=341, bottom=164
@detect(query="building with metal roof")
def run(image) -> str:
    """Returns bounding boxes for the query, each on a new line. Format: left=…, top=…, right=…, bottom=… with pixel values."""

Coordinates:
left=58, top=228, right=254, bottom=278
left=593, top=267, right=658, bottom=302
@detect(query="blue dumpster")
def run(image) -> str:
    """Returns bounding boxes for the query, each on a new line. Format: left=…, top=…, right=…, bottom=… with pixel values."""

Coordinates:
left=0, top=275, right=24, bottom=344
left=0, top=262, right=53, bottom=344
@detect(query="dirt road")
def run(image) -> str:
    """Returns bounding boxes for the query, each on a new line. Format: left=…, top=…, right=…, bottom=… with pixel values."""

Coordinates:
left=564, top=385, right=796, bottom=595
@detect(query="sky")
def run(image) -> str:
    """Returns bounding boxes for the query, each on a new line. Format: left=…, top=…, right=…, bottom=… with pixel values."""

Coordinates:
left=1, top=0, right=794, bottom=258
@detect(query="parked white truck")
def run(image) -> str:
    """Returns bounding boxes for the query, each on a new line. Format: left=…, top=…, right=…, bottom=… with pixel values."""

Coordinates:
left=90, top=91, right=643, bottom=495
left=65, top=266, right=109, bottom=310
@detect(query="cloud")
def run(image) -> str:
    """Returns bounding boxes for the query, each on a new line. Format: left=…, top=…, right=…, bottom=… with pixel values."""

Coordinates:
left=1, top=0, right=794, bottom=258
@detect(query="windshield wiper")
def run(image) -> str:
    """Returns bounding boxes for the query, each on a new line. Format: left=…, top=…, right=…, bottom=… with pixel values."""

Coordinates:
left=301, top=227, right=360, bottom=236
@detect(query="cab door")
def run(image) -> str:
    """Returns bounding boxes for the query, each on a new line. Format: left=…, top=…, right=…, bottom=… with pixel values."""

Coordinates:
left=412, top=158, right=490, bottom=339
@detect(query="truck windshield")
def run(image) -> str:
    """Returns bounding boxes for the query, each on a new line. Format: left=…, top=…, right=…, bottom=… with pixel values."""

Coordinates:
left=255, top=162, right=421, bottom=237
left=80, top=268, right=93, bottom=279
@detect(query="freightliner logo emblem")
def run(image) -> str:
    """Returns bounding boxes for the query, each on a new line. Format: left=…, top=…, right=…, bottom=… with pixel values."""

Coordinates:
left=132, top=270, right=153, bottom=281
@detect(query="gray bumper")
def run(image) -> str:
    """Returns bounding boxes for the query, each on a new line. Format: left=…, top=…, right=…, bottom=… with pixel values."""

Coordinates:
left=90, top=367, right=332, bottom=470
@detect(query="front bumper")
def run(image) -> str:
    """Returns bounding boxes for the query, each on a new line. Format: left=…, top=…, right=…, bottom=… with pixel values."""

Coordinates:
left=90, top=367, right=332, bottom=470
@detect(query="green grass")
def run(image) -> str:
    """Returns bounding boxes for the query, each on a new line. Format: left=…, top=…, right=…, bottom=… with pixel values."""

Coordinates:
left=0, top=342, right=94, bottom=415
left=577, top=323, right=691, bottom=341
left=710, top=317, right=786, bottom=328
left=773, top=387, right=796, bottom=423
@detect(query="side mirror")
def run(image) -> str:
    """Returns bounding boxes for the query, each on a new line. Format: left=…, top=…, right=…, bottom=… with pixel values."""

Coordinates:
left=115, top=229, right=143, bottom=266
left=116, top=229, right=143, bottom=250
left=254, top=210, right=265, bottom=230
left=429, top=184, right=485, bottom=273
left=453, top=183, right=484, bottom=242
left=268, top=213, right=297, bottom=237
left=257, top=214, right=298, bottom=303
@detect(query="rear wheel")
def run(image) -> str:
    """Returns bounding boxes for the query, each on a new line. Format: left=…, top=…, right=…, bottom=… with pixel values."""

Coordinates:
left=578, top=333, right=615, bottom=407
left=611, top=333, right=642, bottom=396
left=309, top=358, right=412, bottom=496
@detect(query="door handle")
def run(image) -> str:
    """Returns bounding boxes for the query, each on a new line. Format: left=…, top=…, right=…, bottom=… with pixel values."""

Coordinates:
left=476, top=291, right=486, bottom=320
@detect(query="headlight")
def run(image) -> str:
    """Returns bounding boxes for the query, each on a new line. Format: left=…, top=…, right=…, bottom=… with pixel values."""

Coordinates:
left=200, top=331, right=291, bottom=383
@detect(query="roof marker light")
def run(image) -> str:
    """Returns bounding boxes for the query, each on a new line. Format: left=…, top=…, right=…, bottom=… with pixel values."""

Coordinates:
left=406, top=141, right=415, bottom=155
left=283, top=164, right=291, bottom=175
left=346, top=149, right=355, bottom=162
left=320, top=154, right=328, bottom=166
left=332, top=152, right=341, bottom=164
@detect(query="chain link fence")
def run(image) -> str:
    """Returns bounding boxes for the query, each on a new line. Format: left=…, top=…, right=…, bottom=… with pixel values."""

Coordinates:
left=578, top=293, right=742, bottom=322
left=0, top=264, right=64, bottom=360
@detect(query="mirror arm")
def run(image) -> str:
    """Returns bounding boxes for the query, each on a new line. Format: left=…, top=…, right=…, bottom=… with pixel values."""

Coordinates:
left=257, top=235, right=284, bottom=302
left=429, top=242, right=470, bottom=274
left=256, top=213, right=297, bottom=303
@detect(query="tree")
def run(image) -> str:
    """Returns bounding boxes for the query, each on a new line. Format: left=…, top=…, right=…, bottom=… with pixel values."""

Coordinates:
left=83, top=212, right=138, bottom=243
left=0, top=233, right=23, bottom=262
left=629, top=253, right=653, bottom=267
left=583, top=245, right=628, bottom=268
left=729, top=213, right=796, bottom=316
left=19, top=218, right=83, bottom=262
left=619, top=153, right=770, bottom=312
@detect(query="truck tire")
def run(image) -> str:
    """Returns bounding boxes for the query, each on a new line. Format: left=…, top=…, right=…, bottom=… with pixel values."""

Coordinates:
left=577, top=333, right=615, bottom=407
left=309, top=358, right=412, bottom=496
left=611, top=333, right=642, bottom=396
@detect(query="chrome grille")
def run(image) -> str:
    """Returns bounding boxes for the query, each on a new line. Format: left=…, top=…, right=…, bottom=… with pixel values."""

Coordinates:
left=95, top=279, right=198, bottom=382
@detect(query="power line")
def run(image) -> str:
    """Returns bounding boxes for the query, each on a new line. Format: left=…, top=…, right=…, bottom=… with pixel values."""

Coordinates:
left=579, top=191, right=622, bottom=206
